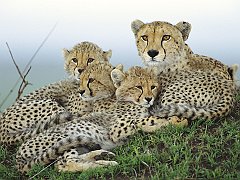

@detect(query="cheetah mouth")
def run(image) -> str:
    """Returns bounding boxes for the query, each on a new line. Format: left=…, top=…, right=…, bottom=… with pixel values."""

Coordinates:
left=149, top=57, right=166, bottom=62
left=139, top=102, right=153, bottom=108
left=150, top=58, right=157, bottom=61
left=145, top=57, right=158, bottom=62
left=144, top=52, right=166, bottom=63
left=141, top=99, right=154, bottom=107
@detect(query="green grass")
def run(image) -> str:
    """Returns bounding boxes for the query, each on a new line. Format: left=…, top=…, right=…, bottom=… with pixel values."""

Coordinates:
left=1, top=92, right=240, bottom=180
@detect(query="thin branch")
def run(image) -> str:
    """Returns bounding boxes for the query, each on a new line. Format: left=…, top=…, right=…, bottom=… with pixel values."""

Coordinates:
left=17, top=66, right=32, bottom=100
left=0, top=22, right=58, bottom=109
left=5, top=42, right=32, bottom=101
left=6, top=42, right=25, bottom=81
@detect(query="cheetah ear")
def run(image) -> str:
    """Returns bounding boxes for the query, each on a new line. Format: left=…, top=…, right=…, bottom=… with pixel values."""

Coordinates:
left=131, top=19, right=145, bottom=36
left=228, top=64, right=239, bottom=81
left=103, top=49, right=112, bottom=61
left=63, top=48, right=70, bottom=59
left=115, top=64, right=124, bottom=71
left=111, top=68, right=125, bottom=88
left=175, top=21, right=191, bottom=41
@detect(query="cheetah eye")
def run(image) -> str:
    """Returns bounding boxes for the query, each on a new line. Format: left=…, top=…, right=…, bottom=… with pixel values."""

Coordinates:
left=141, top=35, right=148, bottom=41
left=136, top=86, right=143, bottom=90
left=151, top=85, right=157, bottom=90
left=88, top=78, right=94, bottom=83
left=71, top=58, right=78, bottom=64
left=162, top=35, right=171, bottom=41
left=87, top=58, right=95, bottom=64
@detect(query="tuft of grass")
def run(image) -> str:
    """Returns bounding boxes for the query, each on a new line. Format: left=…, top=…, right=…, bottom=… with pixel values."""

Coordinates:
left=0, top=145, right=21, bottom=180
left=0, top=90, right=240, bottom=179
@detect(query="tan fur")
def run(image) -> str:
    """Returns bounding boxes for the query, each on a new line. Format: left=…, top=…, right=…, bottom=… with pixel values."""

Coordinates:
left=131, top=19, right=238, bottom=80
left=0, top=41, right=113, bottom=145
left=79, top=61, right=118, bottom=101
left=112, top=66, right=160, bottom=107
left=16, top=63, right=186, bottom=173
left=63, top=41, right=112, bottom=79
left=113, top=66, right=235, bottom=121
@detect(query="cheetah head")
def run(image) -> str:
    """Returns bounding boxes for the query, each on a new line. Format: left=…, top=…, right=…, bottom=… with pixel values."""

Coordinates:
left=79, top=61, right=123, bottom=101
left=63, top=41, right=112, bottom=80
left=131, top=19, right=191, bottom=67
left=111, top=66, right=160, bottom=107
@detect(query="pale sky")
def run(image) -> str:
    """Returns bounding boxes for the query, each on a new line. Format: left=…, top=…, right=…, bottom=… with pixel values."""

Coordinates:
left=0, top=0, right=240, bottom=110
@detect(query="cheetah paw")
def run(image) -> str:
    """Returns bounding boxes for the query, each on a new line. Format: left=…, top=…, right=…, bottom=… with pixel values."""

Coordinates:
left=56, top=149, right=118, bottom=172
left=168, top=116, right=188, bottom=127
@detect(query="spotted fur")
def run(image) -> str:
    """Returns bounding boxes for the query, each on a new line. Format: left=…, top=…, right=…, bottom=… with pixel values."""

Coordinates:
left=16, top=63, right=183, bottom=173
left=63, top=41, right=112, bottom=80
left=131, top=19, right=238, bottom=80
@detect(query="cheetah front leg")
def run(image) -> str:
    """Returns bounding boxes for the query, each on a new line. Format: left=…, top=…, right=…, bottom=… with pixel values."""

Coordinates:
left=109, top=116, right=188, bottom=143
left=56, top=149, right=118, bottom=172
left=136, top=116, right=188, bottom=133
left=109, top=119, right=137, bottom=143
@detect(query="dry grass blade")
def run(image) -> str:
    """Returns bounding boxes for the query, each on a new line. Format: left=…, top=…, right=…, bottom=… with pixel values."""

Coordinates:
left=28, top=159, right=59, bottom=180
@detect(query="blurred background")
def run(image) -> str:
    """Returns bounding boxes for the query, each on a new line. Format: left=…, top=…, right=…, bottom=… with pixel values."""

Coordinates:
left=0, top=0, right=239, bottom=111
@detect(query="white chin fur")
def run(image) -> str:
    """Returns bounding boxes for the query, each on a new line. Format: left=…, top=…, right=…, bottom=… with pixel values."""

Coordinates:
left=74, top=74, right=81, bottom=80
left=141, top=102, right=153, bottom=108
left=79, top=96, right=89, bottom=101
left=135, top=101, right=151, bottom=108
left=145, top=61, right=161, bottom=67
left=142, top=104, right=151, bottom=108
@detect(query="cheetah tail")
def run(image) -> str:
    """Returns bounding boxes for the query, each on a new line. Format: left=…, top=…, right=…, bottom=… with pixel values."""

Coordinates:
left=16, top=135, right=95, bottom=173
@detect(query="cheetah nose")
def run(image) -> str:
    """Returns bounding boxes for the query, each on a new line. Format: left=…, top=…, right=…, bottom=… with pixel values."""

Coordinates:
left=147, top=49, right=159, bottom=58
left=79, top=90, right=85, bottom=96
left=145, top=97, right=152, bottom=103
left=77, top=69, right=84, bottom=74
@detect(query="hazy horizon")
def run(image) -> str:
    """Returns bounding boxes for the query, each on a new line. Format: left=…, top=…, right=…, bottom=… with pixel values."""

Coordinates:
left=1, top=0, right=240, bottom=111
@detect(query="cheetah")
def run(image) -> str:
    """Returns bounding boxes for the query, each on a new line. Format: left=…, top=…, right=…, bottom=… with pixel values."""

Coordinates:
left=16, top=63, right=184, bottom=173
left=14, top=62, right=237, bottom=173
left=63, top=41, right=112, bottom=80
left=0, top=42, right=111, bottom=145
left=112, top=66, right=236, bottom=121
left=18, top=41, right=112, bottom=103
left=131, top=19, right=238, bottom=81
left=0, top=79, right=92, bottom=145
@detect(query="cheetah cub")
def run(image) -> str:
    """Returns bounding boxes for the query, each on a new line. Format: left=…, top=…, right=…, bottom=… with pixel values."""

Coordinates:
left=19, top=41, right=112, bottom=103
left=63, top=41, right=112, bottom=80
left=16, top=63, right=184, bottom=173
left=131, top=19, right=238, bottom=81
left=0, top=42, right=111, bottom=145
left=112, top=66, right=236, bottom=121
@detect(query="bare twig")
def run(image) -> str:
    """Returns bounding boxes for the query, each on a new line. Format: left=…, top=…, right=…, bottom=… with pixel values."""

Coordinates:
left=6, top=42, right=26, bottom=81
left=17, top=66, right=32, bottom=100
left=0, top=22, right=58, bottom=109
left=5, top=43, right=32, bottom=100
